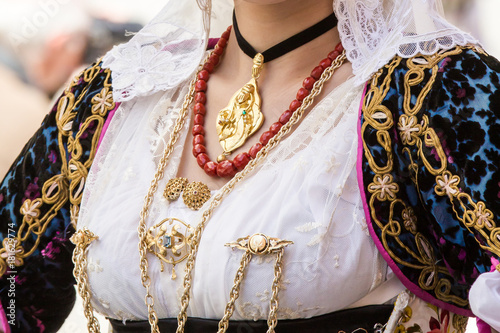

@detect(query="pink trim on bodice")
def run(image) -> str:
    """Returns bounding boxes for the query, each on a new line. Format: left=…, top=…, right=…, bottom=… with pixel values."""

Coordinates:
left=97, top=103, right=120, bottom=152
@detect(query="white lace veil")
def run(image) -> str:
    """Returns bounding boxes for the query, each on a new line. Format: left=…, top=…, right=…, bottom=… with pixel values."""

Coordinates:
left=102, top=0, right=478, bottom=102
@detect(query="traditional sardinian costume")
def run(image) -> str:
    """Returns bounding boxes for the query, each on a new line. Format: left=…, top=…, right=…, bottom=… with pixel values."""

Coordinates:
left=0, top=0, right=499, bottom=332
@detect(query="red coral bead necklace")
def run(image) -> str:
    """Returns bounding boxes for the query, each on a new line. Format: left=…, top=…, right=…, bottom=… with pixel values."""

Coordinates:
left=192, top=24, right=344, bottom=178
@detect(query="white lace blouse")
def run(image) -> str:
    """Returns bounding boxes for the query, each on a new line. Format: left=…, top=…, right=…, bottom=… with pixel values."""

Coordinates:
left=77, top=76, right=390, bottom=322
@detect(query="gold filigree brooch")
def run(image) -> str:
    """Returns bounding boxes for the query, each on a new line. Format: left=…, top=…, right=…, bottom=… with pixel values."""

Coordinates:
left=146, top=218, right=194, bottom=279
left=164, top=177, right=211, bottom=210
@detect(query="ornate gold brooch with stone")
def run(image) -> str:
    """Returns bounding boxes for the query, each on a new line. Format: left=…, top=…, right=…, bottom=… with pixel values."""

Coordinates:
left=146, top=218, right=194, bottom=279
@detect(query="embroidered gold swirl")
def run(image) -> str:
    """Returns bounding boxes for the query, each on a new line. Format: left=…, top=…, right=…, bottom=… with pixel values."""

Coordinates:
left=0, top=61, right=115, bottom=276
left=361, top=46, right=499, bottom=308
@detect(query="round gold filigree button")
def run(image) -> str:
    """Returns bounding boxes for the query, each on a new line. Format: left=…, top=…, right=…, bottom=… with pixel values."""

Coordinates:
left=163, top=178, right=211, bottom=210
left=248, top=234, right=269, bottom=254
left=164, top=178, right=188, bottom=201
left=183, top=181, right=211, bottom=210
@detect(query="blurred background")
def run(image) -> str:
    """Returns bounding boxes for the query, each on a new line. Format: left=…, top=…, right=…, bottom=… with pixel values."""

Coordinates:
left=0, top=0, right=497, bottom=332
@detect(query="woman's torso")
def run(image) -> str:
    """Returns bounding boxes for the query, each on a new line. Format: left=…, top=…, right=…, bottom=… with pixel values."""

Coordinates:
left=77, top=75, right=388, bottom=322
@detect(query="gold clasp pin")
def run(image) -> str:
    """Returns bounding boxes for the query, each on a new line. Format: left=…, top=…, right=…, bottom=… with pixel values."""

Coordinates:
left=225, top=233, right=293, bottom=255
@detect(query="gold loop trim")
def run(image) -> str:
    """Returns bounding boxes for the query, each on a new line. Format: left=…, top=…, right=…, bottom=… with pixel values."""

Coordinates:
left=70, top=228, right=100, bottom=333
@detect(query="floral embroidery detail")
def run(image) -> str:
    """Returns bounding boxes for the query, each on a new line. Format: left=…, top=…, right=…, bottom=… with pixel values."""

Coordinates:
left=20, top=198, right=43, bottom=223
left=394, top=297, right=468, bottom=333
left=70, top=205, right=79, bottom=228
left=361, top=48, right=499, bottom=310
left=292, top=155, right=308, bottom=171
left=402, top=207, right=417, bottom=233
left=333, top=254, right=340, bottom=268
left=277, top=301, right=321, bottom=320
left=88, top=258, right=104, bottom=273
left=91, top=87, right=115, bottom=116
left=368, top=174, right=399, bottom=201
left=122, top=166, right=136, bottom=182
left=357, top=217, right=370, bottom=236
left=295, top=222, right=322, bottom=233
left=295, top=222, right=326, bottom=246
left=398, top=115, right=421, bottom=145
left=256, top=290, right=270, bottom=302
left=239, top=302, right=265, bottom=321
left=417, top=236, right=435, bottom=264
left=434, top=171, right=460, bottom=197
left=108, top=43, right=175, bottom=95
left=401, top=306, right=413, bottom=323
left=361, top=45, right=500, bottom=314
left=325, top=155, right=340, bottom=173
left=0, top=239, right=25, bottom=273
left=474, top=202, right=494, bottom=229
left=427, top=309, right=449, bottom=333
left=279, top=279, right=291, bottom=291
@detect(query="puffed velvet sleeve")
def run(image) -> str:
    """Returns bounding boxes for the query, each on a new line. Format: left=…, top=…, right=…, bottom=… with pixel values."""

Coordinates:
left=0, top=61, right=117, bottom=332
left=426, top=48, right=500, bottom=330
left=360, top=46, right=500, bottom=322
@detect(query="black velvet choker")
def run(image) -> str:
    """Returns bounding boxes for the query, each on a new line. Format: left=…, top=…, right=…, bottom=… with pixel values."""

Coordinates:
left=232, top=10, right=339, bottom=63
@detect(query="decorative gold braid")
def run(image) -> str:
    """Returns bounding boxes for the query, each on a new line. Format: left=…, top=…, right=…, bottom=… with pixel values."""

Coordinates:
left=362, top=56, right=401, bottom=176
left=0, top=61, right=114, bottom=277
left=362, top=46, right=500, bottom=308
left=216, top=251, right=253, bottom=333
left=215, top=246, right=286, bottom=333
left=266, top=248, right=285, bottom=333
left=134, top=51, right=346, bottom=333
left=137, top=73, right=199, bottom=333
left=70, top=228, right=100, bottom=333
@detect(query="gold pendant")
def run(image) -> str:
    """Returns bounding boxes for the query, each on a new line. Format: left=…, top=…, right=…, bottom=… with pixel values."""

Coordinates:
left=216, top=53, right=265, bottom=157
left=146, top=218, right=194, bottom=279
